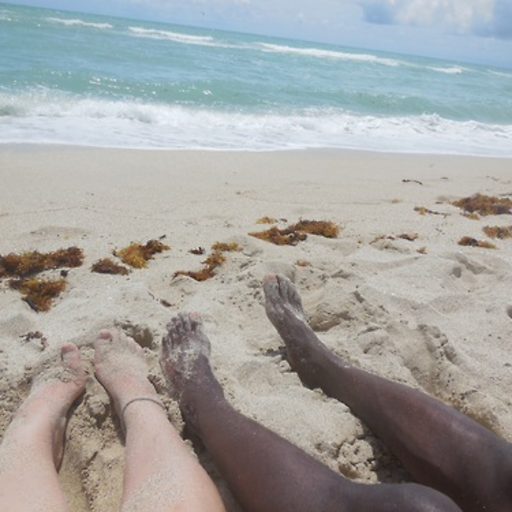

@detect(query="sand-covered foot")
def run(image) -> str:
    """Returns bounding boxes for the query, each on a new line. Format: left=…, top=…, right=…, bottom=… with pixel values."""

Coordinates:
left=94, top=329, right=159, bottom=418
left=263, top=273, right=334, bottom=389
left=160, top=312, right=223, bottom=430
left=263, top=273, right=307, bottom=331
left=5, top=343, right=87, bottom=467
left=30, top=343, right=87, bottom=409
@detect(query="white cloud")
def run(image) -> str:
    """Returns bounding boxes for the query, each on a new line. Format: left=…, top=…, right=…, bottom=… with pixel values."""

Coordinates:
left=358, top=0, right=512, bottom=39
left=395, top=0, right=492, bottom=30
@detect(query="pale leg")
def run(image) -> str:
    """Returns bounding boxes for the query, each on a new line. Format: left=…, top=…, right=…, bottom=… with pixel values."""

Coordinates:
left=0, top=343, right=87, bottom=512
left=93, top=329, right=226, bottom=512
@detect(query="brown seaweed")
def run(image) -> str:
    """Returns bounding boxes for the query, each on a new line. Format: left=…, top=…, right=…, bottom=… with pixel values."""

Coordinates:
left=371, top=233, right=418, bottom=244
left=483, top=225, right=512, bottom=239
left=174, top=239, right=243, bottom=282
left=458, top=237, right=496, bottom=249
left=452, top=194, right=512, bottom=216
left=91, top=258, right=131, bottom=275
left=399, top=233, right=418, bottom=241
left=211, top=242, right=242, bottom=252
left=114, top=240, right=170, bottom=268
left=9, top=278, right=67, bottom=312
left=294, top=220, right=339, bottom=238
left=0, top=247, right=84, bottom=279
left=414, top=206, right=445, bottom=216
left=249, top=226, right=307, bottom=246
left=249, top=219, right=339, bottom=246
left=256, top=216, right=278, bottom=224
left=463, top=212, right=480, bottom=220
left=174, top=251, right=226, bottom=281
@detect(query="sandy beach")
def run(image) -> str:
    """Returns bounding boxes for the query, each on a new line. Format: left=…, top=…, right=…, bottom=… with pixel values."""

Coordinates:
left=1, top=146, right=512, bottom=511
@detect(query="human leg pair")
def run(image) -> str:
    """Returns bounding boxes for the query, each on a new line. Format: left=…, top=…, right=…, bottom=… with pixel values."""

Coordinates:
left=160, top=311, right=461, bottom=512
left=93, top=330, right=226, bottom=512
left=0, top=335, right=226, bottom=512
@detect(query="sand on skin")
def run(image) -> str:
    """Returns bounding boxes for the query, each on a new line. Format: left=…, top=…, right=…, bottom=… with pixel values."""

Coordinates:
left=1, top=147, right=512, bottom=511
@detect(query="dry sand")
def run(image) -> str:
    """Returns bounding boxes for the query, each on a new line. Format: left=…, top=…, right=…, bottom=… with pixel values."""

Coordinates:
left=1, top=146, right=512, bottom=511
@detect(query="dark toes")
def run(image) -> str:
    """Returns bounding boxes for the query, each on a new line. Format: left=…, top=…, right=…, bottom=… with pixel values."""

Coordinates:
left=176, top=312, right=189, bottom=332
left=263, top=274, right=280, bottom=300
left=188, top=312, right=203, bottom=333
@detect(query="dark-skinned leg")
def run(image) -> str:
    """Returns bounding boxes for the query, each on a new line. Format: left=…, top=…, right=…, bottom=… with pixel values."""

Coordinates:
left=160, top=312, right=461, bottom=512
left=263, top=273, right=512, bottom=512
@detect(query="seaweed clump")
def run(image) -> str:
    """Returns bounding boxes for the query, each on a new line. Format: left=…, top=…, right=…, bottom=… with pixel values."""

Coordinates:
left=256, top=216, right=278, bottom=224
left=372, top=233, right=418, bottom=244
left=175, top=251, right=226, bottom=282
left=0, top=247, right=84, bottom=279
left=250, top=220, right=339, bottom=246
left=294, top=220, right=339, bottom=238
left=174, top=240, right=243, bottom=282
left=250, top=226, right=307, bottom=246
left=91, top=258, right=131, bottom=275
left=211, top=242, right=242, bottom=252
left=452, top=194, right=512, bottom=216
left=414, top=206, right=445, bottom=216
left=114, top=240, right=170, bottom=269
left=0, top=247, right=84, bottom=312
left=458, top=237, right=496, bottom=249
left=483, top=225, right=512, bottom=239
left=9, top=278, right=67, bottom=312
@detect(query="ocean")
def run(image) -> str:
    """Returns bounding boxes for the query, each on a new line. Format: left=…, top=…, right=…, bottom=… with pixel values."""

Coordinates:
left=1, top=2, right=512, bottom=155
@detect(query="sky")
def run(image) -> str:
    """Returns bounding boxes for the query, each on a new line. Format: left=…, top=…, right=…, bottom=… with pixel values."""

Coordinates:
left=5, top=0, right=512, bottom=68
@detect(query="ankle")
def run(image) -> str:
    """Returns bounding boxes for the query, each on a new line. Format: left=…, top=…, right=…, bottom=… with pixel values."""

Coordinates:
left=122, top=396, right=168, bottom=432
left=296, top=344, right=349, bottom=392
left=180, top=378, right=226, bottom=433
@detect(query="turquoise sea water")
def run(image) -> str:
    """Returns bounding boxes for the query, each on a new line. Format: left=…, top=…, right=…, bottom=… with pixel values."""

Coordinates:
left=1, top=2, right=512, bottom=155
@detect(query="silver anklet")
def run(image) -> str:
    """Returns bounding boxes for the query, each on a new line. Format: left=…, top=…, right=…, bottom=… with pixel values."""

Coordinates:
left=122, top=397, right=166, bottom=422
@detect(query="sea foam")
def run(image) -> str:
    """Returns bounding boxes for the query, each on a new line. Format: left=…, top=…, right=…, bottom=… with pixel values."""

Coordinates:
left=129, top=27, right=215, bottom=45
left=258, top=43, right=401, bottom=67
left=1, top=90, right=511, bottom=156
left=45, top=17, right=113, bottom=29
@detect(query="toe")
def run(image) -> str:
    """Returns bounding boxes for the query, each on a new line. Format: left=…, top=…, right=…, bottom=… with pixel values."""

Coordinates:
left=179, top=311, right=192, bottom=332
left=94, top=329, right=113, bottom=350
left=61, top=342, right=79, bottom=360
left=263, top=273, right=279, bottom=300
left=60, top=343, right=84, bottom=374
left=188, top=312, right=203, bottom=332
left=166, top=316, right=182, bottom=345
left=172, top=316, right=184, bottom=338
left=284, top=278, right=302, bottom=308
left=98, top=329, right=113, bottom=341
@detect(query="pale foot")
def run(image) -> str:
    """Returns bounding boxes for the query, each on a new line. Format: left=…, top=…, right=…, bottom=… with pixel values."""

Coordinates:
left=263, top=273, right=335, bottom=389
left=4, top=343, right=87, bottom=468
left=160, top=312, right=224, bottom=432
left=93, top=330, right=159, bottom=418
